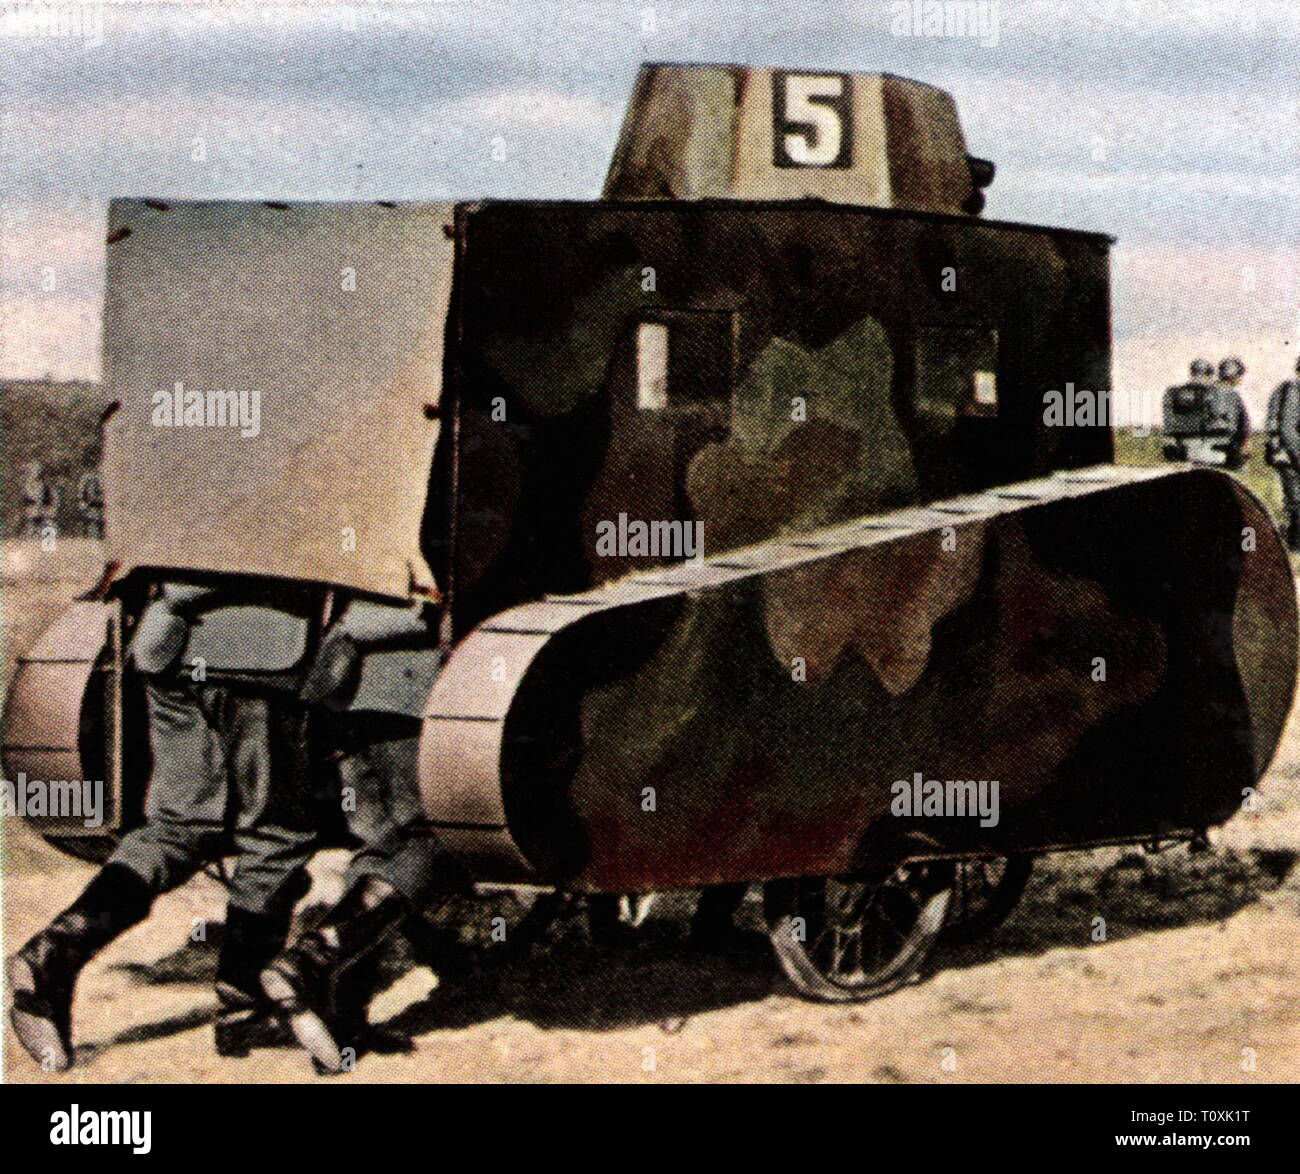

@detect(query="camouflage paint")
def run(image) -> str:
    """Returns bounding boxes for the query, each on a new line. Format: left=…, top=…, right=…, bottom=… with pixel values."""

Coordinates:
left=456, top=471, right=1294, bottom=891
left=447, top=199, right=1113, bottom=633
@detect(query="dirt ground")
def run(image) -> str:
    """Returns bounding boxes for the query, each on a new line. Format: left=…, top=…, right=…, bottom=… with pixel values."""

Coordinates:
left=3, top=539, right=1300, bottom=1083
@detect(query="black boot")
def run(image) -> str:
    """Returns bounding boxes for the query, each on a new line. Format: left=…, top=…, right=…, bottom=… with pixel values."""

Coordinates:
left=261, top=875, right=408, bottom=1074
left=7, top=863, right=154, bottom=1071
left=214, top=985, right=297, bottom=1058
left=323, top=941, right=415, bottom=1071
left=213, top=905, right=299, bottom=1058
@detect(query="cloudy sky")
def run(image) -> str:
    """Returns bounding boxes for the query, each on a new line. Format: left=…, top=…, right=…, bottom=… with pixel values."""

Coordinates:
left=1, top=0, right=1297, bottom=421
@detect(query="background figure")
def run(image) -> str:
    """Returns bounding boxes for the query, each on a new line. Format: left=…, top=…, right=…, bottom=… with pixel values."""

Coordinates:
left=1161, top=359, right=1216, bottom=463
left=1266, top=357, right=1300, bottom=550
left=21, top=461, right=59, bottom=538
left=1212, top=357, right=1250, bottom=470
left=77, top=459, right=104, bottom=539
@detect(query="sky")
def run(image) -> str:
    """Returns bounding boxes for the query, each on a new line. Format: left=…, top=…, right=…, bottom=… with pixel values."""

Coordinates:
left=1, top=0, right=1297, bottom=423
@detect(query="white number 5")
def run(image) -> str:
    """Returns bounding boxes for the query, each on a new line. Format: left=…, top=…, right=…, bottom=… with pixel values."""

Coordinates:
left=780, top=75, right=846, bottom=166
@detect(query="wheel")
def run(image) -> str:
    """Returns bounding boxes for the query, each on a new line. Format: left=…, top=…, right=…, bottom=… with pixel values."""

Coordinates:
left=939, top=854, right=1032, bottom=946
left=763, top=862, right=954, bottom=1003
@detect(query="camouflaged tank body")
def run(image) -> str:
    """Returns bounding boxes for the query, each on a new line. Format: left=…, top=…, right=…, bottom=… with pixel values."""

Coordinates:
left=431, top=201, right=1297, bottom=888
left=446, top=198, right=1115, bottom=631
left=420, top=65, right=1297, bottom=910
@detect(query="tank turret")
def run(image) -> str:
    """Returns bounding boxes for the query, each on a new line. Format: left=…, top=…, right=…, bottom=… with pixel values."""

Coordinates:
left=604, top=63, right=995, bottom=214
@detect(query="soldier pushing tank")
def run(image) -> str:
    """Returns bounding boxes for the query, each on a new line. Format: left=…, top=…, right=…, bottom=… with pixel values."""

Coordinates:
left=7, top=581, right=319, bottom=1070
left=6, top=63, right=1299, bottom=1072
left=261, top=599, right=470, bottom=1074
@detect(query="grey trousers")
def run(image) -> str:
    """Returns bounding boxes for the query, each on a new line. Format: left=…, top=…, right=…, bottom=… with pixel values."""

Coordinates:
left=335, top=714, right=456, bottom=910
left=108, top=677, right=316, bottom=916
left=1278, top=465, right=1300, bottom=533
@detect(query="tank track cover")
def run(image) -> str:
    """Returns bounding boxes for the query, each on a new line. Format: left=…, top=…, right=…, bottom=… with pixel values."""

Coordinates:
left=422, top=465, right=1296, bottom=887
left=5, top=65, right=1297, bottom=904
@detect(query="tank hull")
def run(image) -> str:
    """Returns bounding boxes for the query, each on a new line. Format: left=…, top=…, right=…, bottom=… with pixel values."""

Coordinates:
left=419, top=465, right=1298, bottom=890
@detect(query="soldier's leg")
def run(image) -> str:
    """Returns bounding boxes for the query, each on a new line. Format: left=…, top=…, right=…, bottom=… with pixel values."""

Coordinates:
left=8, top=678, right=221, bottom=1071
left=263, top=715, right=466, bottom=1073
left=214, top=689, right=317, bottom=1056
left=1280, top=467, right=1300, bottom=550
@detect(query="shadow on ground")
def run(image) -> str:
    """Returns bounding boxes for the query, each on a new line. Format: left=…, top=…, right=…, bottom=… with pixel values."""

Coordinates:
left=81, top=840, right=1298, bottom=1060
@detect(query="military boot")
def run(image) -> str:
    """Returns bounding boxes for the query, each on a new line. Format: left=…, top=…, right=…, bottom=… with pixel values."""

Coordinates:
left=213, top=904, right=300, bottom=1058
left=7, top=863, right=155, bottom=1072
left=312, top=942, right=416, bottom=1075
left=260, top=875, right=408, bottom=1075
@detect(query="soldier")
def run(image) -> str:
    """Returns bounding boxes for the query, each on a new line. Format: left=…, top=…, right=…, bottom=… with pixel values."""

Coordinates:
left=21, top=461, right=59, bottom=539
left=1161, top=360, right=1216, bottom=463
left=261, top=599, right=469, bottom=1075
left=1266, top=357, right=1300, bottom=550
left=77, top=458, right=105, bottom=539
left=1213, top=357, right=1250, bottom=470
left=7, top=581, right=318, bottom=1071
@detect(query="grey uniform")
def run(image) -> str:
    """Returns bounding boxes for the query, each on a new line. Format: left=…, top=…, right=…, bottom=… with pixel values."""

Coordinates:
left=77, top=469, right=104, bottom=539
left=1210, top=381, right=1250, bottom=468
left=1162, top=379, right=1214, bottom=460
left=305, top=600, right=456, bottom=908
left=1267, top=379, right=1300, bottom=544
left=109, top=584, right=316, bottom=917
left=335, top=714, right=451, bottom=905
left=1162, top=378, right=1247, bottom=467
left=21, top=469, right=59, bottom=538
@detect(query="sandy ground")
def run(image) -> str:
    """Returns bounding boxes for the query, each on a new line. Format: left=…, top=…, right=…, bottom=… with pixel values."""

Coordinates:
left=3, top=539, right=1300, bottom=1083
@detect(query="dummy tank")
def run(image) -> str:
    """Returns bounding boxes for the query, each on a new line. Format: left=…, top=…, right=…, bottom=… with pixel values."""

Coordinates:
left=5, top=65, right=1296, bottom=1001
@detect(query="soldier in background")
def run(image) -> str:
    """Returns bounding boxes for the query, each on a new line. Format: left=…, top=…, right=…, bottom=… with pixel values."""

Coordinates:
left=1266, top=357, right=1300, bottom=551
left=262, top=599, right=469, bottom=1075
left=1213, top=357, right=1250, bottom=470
left=7, top=582, right=318, bottom=1070
left=77, top=458, right=104, bottom=539
left=21, top=461, right=59, bottom=538
left=1162, top=360, right=1216, bottom=463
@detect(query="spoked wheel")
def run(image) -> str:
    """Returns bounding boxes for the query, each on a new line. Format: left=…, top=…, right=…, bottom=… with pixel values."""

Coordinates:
left=939, top=854, right=1033, bottom=946
left=763, top=862, right=954, bottom=1002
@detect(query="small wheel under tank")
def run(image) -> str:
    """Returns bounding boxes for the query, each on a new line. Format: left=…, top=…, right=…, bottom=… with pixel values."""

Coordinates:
left=939, top=854, right=1033, bottom=946
left=763, top=862, right=954, bottom=1003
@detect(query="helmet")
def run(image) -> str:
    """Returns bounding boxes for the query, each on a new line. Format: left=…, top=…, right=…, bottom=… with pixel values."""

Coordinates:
left=1190, top=359, right=1214, bottom=379
left=1219, top=357, right=1245, bottom=382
